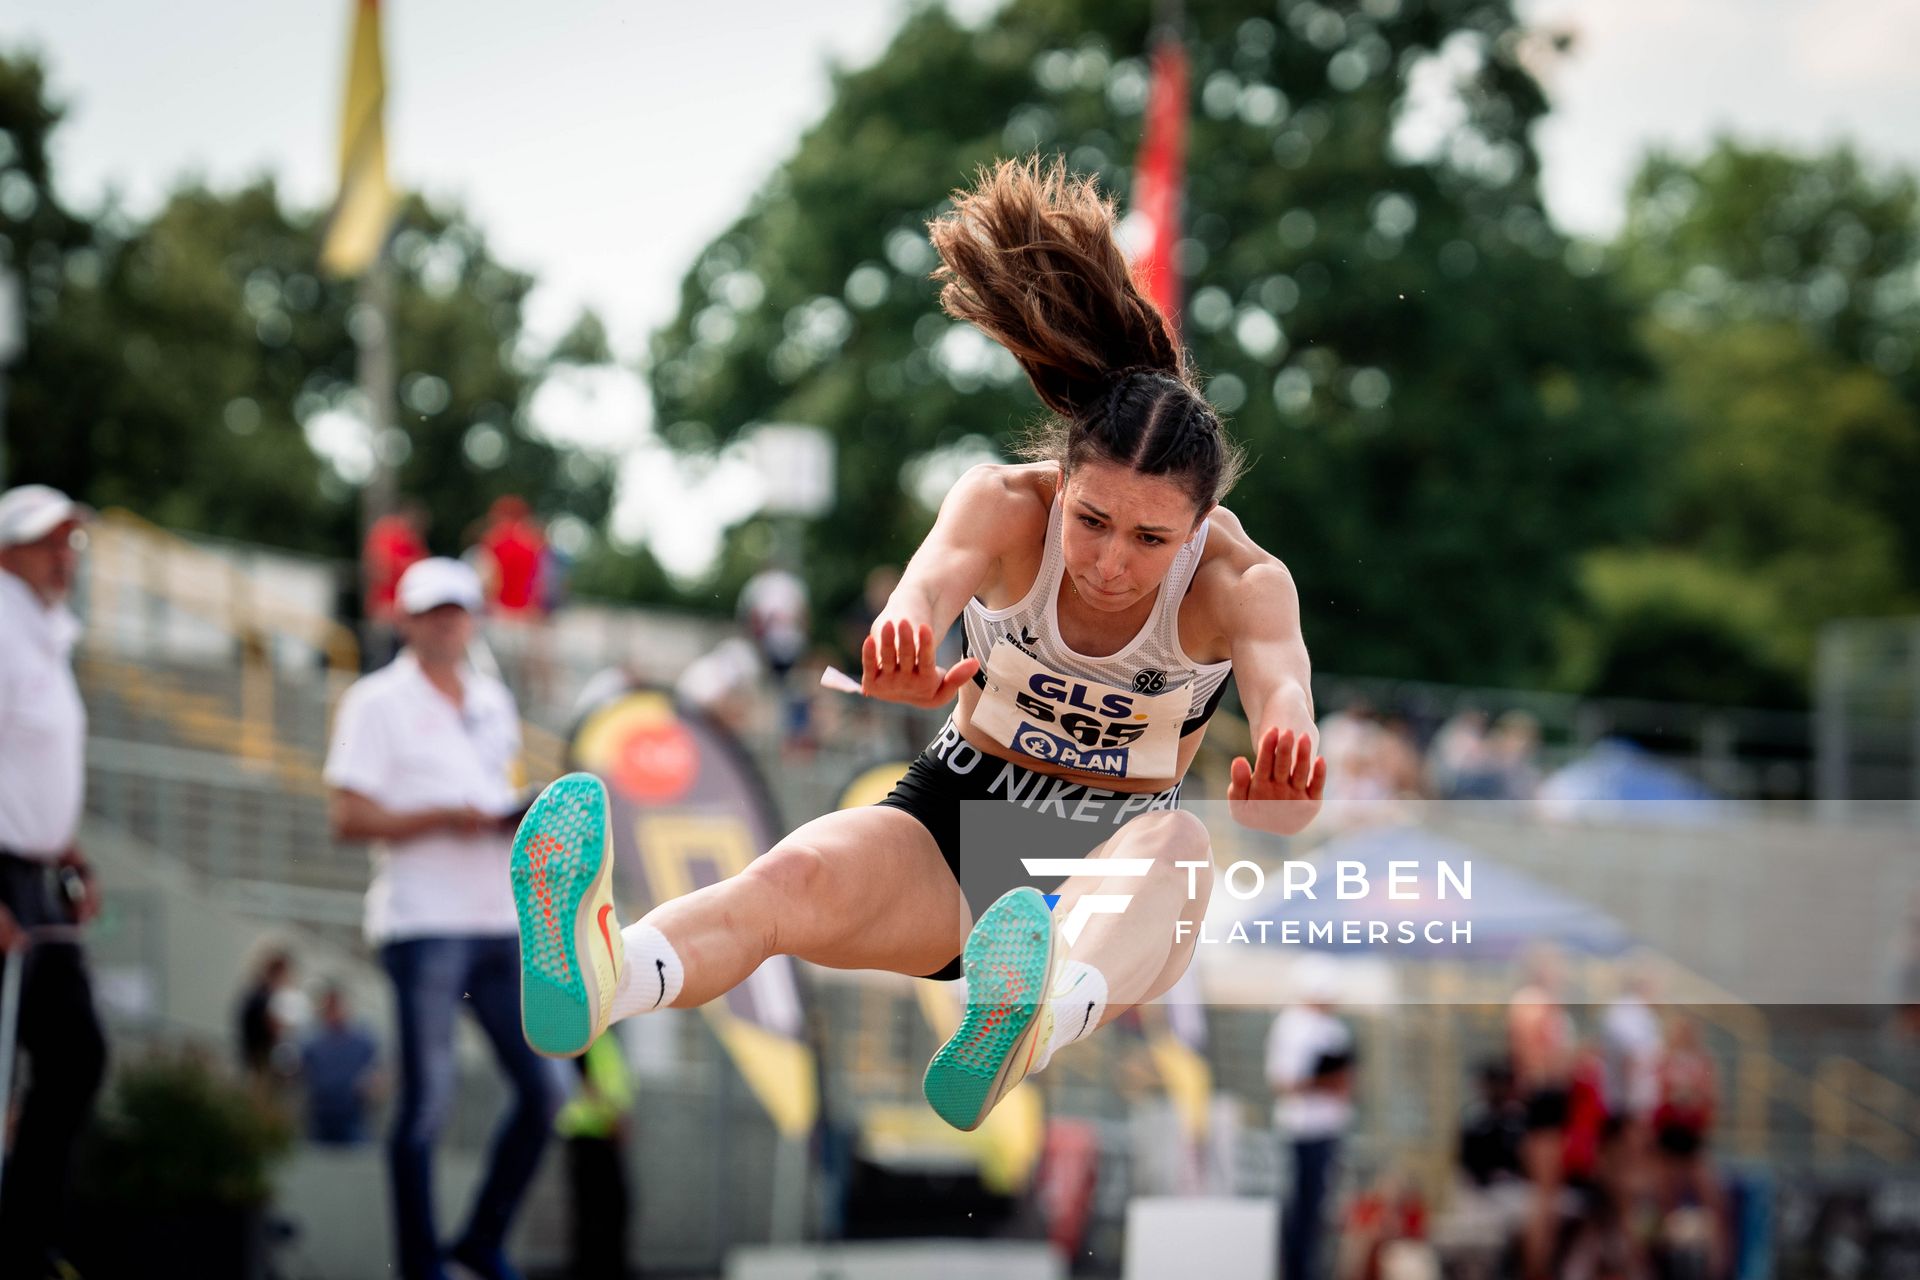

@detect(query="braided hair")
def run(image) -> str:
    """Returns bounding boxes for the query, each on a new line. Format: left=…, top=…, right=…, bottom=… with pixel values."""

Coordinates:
left=927, top=157, right=1247, bottom=513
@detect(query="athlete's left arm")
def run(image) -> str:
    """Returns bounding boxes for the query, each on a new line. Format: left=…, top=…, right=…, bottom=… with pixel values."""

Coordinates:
left=1223, top=560, right=1326, bottom=836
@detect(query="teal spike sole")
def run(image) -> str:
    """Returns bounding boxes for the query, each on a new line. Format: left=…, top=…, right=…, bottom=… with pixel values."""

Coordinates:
left=511, top=771, right=608, bottom=1057
left=922, top=887, right=1055, bottom=1131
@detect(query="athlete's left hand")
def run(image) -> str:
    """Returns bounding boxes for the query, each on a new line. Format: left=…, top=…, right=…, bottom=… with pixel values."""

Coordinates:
left=1229, top=727, right=1326, bottom=834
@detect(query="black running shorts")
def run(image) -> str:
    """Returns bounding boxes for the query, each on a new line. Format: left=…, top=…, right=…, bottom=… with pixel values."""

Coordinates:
left=876, top=717, right=1185, bottom=980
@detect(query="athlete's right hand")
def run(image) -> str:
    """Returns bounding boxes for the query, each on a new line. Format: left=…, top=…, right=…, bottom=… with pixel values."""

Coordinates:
left=861, top=618, right=981, bottom=708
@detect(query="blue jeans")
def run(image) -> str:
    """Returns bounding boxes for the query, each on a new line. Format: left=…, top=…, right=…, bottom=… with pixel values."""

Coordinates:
left=1282, top=1135, right=1341, bottom=1280
left=381, top=935, right=563, bottom=1280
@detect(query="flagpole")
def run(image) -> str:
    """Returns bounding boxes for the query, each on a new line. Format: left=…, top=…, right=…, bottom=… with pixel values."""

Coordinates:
left=324, top=0, right=401, bottom=543
left=356, top=258, right=398, bottom=541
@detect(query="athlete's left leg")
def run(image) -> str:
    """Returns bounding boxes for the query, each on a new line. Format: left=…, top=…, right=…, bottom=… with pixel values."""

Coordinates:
left=1047, top=807, right=1214, bottom=1019
left=922, top=808, right=1212, bottom=1130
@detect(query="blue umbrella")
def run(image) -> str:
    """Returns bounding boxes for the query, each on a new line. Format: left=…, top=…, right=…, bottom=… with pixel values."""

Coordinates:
left=1536, top=738, right=1729, bottom=823
left=1229, top=823, right=1635, bottom=962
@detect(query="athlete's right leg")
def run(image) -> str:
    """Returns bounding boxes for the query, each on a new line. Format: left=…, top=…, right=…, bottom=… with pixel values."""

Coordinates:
left=512, top=772, right=966, bottom=1056
left=639, top=804, right=969, bottom=1006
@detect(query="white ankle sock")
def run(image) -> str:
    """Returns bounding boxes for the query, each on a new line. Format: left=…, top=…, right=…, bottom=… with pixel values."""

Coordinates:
left=609, top=920, right=686, bottom=1019
left=1034, top=961, right=1109, bottom=1073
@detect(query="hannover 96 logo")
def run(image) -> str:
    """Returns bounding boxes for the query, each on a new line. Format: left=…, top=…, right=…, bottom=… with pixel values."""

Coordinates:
left=1132, top=668, right=1167, bottom=694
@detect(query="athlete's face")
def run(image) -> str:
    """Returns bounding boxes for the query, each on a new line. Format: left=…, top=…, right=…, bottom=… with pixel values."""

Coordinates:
left=1059, top=460, right=1209, bottom=612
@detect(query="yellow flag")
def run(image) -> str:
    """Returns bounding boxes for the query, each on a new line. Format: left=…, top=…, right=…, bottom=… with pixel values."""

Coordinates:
left=320, top=0, right=397, bottom=277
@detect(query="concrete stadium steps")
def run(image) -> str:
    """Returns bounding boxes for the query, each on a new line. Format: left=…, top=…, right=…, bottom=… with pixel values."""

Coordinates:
left=77, top=652, right=337, bottom=784
left=85, top=737, right=362, bottom=898
left=80, top=652, right=366, bottom=946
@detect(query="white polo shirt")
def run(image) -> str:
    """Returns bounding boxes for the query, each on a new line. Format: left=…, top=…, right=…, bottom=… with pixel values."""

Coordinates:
left=1265, top=1005, right=1355, bottom=1139
left=324, top=651, right=522, bottom=943
left=0, top=571, right=87, bottom=859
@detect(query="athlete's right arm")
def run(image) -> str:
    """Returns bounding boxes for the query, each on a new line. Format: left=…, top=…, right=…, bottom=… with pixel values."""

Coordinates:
left=860, top=464, right=1019, bottom=708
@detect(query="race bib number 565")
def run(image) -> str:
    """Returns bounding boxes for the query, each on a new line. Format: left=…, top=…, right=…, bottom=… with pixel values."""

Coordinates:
left=969, top=638, right=1190, bottom=779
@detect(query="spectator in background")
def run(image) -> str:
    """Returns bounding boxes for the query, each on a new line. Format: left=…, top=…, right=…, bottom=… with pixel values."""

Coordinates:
left=1376, top=714, right=1426, bottom=798
left=361, top=499, right=431, bottom=669
left=1558, top=1116, right=1652, bottom=1280
left=325, top=556, right=561, bottom=1280
left=1339, top=1170, right=1434, bottom=1280
left=1431, top=708, right=1541, bottom=801
left=674, top=636, right=768, bottom=738
left=1458, top=1061, right=1525, bottom=1191
left=476, top=496, right=554, bottom=712
left=839, top=564, right=902, bottom=662
left=534, top=537, right=573, bottom=617
left=1486, top=711, right=1543, bottom=801
left=1601, top=962, right=1665, bottom=1187
left=1886, top=889, right=1920, bottom=1047
left=1267, top=959, right=1355, bottom=1280
left=302, top=982, right=383, bottom=1147
left=476, top=495, right=546, bottom=620
left=1653, top=1017, right=1727, bottom=1275
left=1317, top=702, right=1422, bottom=828
left=556, top=1032, right=636, bottom=1280
left=1315, top=702, right=1390, bottom=828
left=739, top=554, right=812, bottom=745
left=1429, top=708, right=1495, bottom=799
left=1558, top=1042, right=1611, bottom=1196
left=237, top=945, right=301, bottom=1090
left=739, top=554, right=810, bottom=680
left=1509, top=948, right=1577, bottom=1280
left=0, top=485, right=108, bottom=1280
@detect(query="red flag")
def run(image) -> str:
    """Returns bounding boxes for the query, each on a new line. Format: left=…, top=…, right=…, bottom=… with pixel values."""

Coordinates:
left=1131, top=33, right=1190, bottom=334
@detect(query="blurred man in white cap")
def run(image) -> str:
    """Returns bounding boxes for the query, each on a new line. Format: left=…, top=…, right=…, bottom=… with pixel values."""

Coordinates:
left=1266, top=954, right=1355, bottom=1280
left=0, top=484, right=108, bottom=1279
left=324, top=556, right=559, bottom=1280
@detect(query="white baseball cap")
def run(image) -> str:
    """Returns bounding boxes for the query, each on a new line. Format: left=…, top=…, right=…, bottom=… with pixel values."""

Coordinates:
left=396, top=557, right=484, bottom=615
left=1291, top=953, right=1343, bottom=1004
left=0, top=484, right=91, bottom=548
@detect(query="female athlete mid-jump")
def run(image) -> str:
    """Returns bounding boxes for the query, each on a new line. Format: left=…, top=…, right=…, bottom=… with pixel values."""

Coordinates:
left=510, top=157, right=1327, bottom=1131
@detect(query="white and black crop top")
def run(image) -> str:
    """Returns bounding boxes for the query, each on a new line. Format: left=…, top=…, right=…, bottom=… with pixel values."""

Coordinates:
left=960, top=494, right=1234, bottom=781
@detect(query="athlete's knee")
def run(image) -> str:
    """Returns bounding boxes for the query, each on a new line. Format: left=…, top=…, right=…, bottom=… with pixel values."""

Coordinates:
left=1113, top=811, right=1212, bottom=905
left=740, top=840, right=831, bottom=954
left=746, top=840, right=829, bottom=901
left=1122, top=808, right=1211, bottom=864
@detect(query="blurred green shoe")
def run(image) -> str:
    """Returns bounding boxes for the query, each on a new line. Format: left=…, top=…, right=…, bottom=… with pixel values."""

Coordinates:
left=922, top=887, right=1059, bottom=1131
left=511, top=772, right=624, bottom=1058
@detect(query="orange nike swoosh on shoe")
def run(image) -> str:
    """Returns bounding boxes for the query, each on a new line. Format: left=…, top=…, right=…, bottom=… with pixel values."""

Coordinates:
left=598, top=902, right=616, bottom=965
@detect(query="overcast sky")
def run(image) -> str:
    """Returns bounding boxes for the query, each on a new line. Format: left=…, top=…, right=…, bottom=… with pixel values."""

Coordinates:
left=8, top=0, right=1918, bottom=573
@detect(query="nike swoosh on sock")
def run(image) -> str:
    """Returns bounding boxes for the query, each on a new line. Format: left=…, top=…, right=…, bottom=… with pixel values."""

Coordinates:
left=652, top=958, right=666, bottom=1010
left=1078, top=1000, right=1096, bottom=1038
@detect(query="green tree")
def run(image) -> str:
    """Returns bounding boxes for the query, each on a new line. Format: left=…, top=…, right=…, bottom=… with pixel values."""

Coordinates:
left=1558, top=323, right=1917, bottom=707
left=2, top=50, right=612, bottom=559
left=0, top=51, right=97, bottom=485
left=1617, top=140, right=1919, bottom=390
left=1614, top=140, right=1920, bottom=590
left=1566, top=141, right=1920, bottom=706
left=646, top=0, right=1652, bottom=684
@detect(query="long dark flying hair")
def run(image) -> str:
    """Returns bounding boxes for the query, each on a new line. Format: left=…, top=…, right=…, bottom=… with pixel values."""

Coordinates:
left=927, top=156, right=1247, bottom=513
